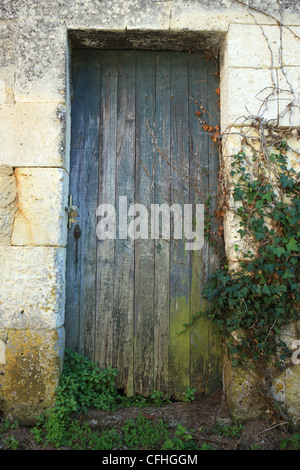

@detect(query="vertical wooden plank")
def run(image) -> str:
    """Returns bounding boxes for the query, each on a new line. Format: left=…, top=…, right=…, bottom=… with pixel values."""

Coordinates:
left=113, top=51, right=136, bottom=395
left=188, top=53, right=211, bottom=395
left=169, top=53, right=191, bottom=399
left=206, top=58, right=223, bottom=393
left=153, top=52, right=171, bottom=396
left=66, top=51, right=101, bottom=360
left=134, top=52, right=156, bottom=396
left=95, top=51, right=118, bottom=369
left=79, top=52, right=101, bottom=359
left=65, top=51, right=87, bottom=353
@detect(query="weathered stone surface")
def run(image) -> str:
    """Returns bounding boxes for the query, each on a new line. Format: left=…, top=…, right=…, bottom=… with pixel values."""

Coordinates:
left=14, top=18, right=68, bottom=103
left=221, top=126, right=300, bottom=269
left=222, top=126, right=300, bottom=425
left=0, top=246, right=66, bottom=330
left=223, top=23, right=299, bottom=70
left=270, top=322, right=300, bottom=430
left=224, top=24, right=281, bottom=69
left=225, top=350, right=300, bottom=430
left=1, top=1, right=299, bottom=33
left=284, top=367, right=300, bottom=431
left=69, top=28, right=225, bottom=56
left=220, top=24, right=300, bottom=130
left=222, top=126, right=300, bottom=172
left=11, top=168, right=68, bottom=247
left=282, top=26, right=300, bottom=67
left=277, top=67, right=300, bottom=128
left=0, top=103, right=68, bottom=168
left=0, top=22, right=17, bottom=88
left=2, top=327, right=65, bottom=425
left=0, top=339, right=5, bottom=365
left=272, top=366, right=300, bottom=431
left=170, top=0, right=300, bottom=29
left=0, top=80, right=5, bottom=104
left=222, top=205, right=251, bottom=269
left=0, top=18, right=69, bottom=104
left=221, top=127, right=260, bottom=268
left=223, top=353, right=268, bottom=423
left=0, top=166, right=17, bottom=245
left=221, top=67, right=279, bottom=129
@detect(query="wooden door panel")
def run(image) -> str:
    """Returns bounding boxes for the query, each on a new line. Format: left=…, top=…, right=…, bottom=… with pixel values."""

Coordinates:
left=66, top=50, right=222, bottom=399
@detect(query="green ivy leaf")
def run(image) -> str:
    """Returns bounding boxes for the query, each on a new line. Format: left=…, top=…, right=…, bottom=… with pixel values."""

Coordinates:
left=262, top=285, right=271, bottom=296
left=286, top=238, right=299, bottom=252
left=273, top=247, right=286, bottom=257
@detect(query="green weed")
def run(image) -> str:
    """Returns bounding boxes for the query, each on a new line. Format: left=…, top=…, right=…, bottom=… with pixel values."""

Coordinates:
left=0, top=419, right=19, bottom=450
left=214, top=421, right=244, bottom=439
left=279, top=433, right=300, bottom=450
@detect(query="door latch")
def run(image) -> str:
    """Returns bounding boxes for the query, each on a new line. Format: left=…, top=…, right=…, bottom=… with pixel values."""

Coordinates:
left=74, top=224, right=81, bottom=263
left=66, top=195, right=79, bottom=229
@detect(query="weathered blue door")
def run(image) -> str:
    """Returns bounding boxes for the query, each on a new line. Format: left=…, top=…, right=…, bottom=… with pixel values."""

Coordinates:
left=66, top=50, right=222, bottom=399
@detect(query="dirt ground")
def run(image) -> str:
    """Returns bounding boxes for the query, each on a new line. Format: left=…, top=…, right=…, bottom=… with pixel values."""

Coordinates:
left=0, top=390, right=293, bottom=451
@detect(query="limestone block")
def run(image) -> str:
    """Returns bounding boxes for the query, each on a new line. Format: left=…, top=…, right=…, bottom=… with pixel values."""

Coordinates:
left=225, top=349, right=300, bottom=429
left=223, top=207, right=244, bottom=268
left=13, top=18, right=67, bottom=103
left=271, top=322, right=300, bottom=430
left=280, top=322, right=300, bottom=353
left=11, top=168, right=68, bottom=247
left=277, top=67, right=300, bottom=128
left=286, top=133, right=300, bottom=173
left=0, top=246, right=66, bottom=329
left=272, top=366, right=300, bottom=431
left=221, top=127, right=260, bottom=268
left=0, top=103, right=67, bottom=167
left=284, top=367, right=300, bottom=431
left=221, top=126, right=299, bottom=268
left=224, top=24, right=281, bottom=69
left=1, top=0, right=167, bottom=30
left=1, top=0, right=300, bottom=26
left=223, top=203, right=258, bottom=271
left=2, top=327, right=65, bottom=425
left=169, top=0, right=280, bottom=32
left=222, top=126, right=300, bottom=174
left=282, top=26, right=300, bottom=67
left=0, top=22, right=17, bottom=88
left=221, top=67, right=278, bottom=130
left=0, top=81, right=5, bottom=104
left=0, top=166, right=17, bottom=245
left=221, top=126, right=261, bottom=173
left=115, top=1, right=170, bottom=30
left=223, top=352, right=268, bottom=423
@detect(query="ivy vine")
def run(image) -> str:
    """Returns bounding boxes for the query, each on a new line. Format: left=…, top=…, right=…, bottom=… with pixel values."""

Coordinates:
left=201, top=132, right=299, bottom=370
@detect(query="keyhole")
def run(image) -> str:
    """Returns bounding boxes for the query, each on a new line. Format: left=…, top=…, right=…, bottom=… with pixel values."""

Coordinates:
left=74, top=224, right=81, bottom=263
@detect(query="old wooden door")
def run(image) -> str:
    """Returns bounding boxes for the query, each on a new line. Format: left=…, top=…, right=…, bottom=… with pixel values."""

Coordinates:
left=66, top=50, right=222, bottom=399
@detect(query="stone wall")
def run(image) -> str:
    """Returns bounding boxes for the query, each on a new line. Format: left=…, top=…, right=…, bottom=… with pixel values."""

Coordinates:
left=0, top=0, right=299, bottom=425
